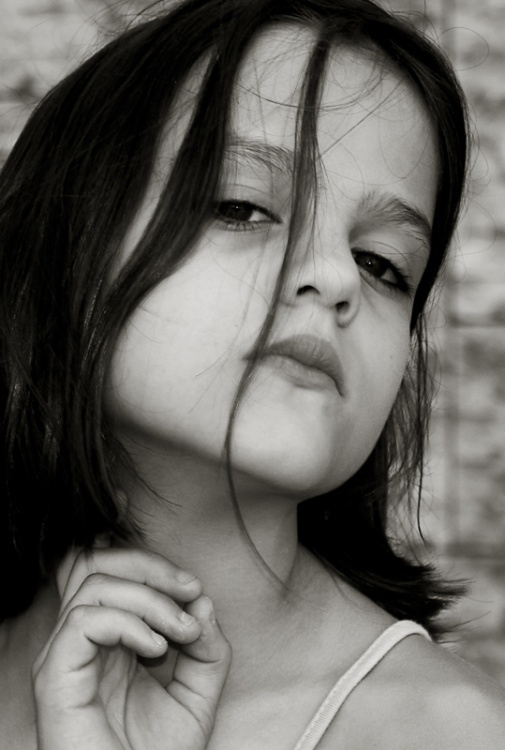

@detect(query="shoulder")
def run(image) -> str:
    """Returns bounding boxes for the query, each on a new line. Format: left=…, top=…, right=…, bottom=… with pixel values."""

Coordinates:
left=323, top=629, right=505, bottom=750
left=386, top=643, right=505, bottom=749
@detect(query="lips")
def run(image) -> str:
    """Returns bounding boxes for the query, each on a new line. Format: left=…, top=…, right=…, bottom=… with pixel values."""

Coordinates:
left=260, top=334, right=345, bottom=395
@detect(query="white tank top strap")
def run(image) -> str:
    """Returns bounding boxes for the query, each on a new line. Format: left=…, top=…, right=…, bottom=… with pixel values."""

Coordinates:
left=293, top=620, right=431, bottom=750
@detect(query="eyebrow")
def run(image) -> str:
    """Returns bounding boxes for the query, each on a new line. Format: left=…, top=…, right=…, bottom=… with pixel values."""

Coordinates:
left=356, top=190, right=433, bottom=252
left=224, top=137, right=295, bottom=176
left=223, top=138, right=433, bottom=251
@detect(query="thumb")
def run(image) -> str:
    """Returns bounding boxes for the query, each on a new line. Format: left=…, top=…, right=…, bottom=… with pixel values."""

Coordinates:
left=168, top=595, right=231, bottom=736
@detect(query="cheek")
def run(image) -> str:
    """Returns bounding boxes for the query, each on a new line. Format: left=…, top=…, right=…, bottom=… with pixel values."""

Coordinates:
left=104, top=309, right=186, bottom=433
left=361, top=323, right=412, bottom=429
left=103, top=255, right=274, bottom=446
left=104, top=310, right=236, bottom=455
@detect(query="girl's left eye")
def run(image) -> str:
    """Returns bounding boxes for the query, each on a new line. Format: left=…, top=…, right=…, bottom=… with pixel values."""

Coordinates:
left=352, top=249, right=411, bottom=293
left=213, top=200, right=280, bottom=231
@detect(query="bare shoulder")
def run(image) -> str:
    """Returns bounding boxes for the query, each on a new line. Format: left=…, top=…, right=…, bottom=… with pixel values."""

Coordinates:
left=323, top=631, right=505, bottom=750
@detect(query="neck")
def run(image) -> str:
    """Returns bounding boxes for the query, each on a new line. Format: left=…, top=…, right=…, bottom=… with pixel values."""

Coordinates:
left=119, top=455, right=331, bottom=692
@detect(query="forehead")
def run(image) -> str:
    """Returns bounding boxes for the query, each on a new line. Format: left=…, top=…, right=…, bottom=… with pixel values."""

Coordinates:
left=230, top=24, right=438, bottom=222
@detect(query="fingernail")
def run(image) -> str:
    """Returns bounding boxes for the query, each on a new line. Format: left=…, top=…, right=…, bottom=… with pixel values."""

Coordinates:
left=175, top=569, right=197, bottom=585
left=201, top=596, right=216, bottom=625
left=178, top=610, right=197, bottom=626
left=151, top=631, right=167, bottom=647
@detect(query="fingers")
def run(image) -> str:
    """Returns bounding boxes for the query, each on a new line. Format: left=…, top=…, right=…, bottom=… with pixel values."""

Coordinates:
left=35, top=536, right=231, bottom=750
left=55, top=545, right=82, bottom=600
left=34, top=605, right=168, bottom=689
left=38, top=546, right=204, bottom=670
left=167, top=595, right=232, bottom=737
left=55, top=531, right=111, bottom=599
left=59, top=573, right=200, bottom=649
left=45, top=543, right=230, bottom=737
left=57, top=545, right=202, bottom=611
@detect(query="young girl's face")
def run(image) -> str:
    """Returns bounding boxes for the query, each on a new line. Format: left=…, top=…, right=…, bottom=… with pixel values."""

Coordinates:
left=106, top=25, right=438, bottom=501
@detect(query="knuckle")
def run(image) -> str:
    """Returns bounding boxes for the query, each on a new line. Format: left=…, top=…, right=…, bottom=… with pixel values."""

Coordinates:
left=85, top=571, right=108, bottom=589
left=129, top=547, right=175, bottom=585
left=66, top=603, right=89, bottom=628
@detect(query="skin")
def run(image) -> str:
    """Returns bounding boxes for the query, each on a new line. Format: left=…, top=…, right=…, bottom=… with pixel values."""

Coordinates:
left=105, top=26, right=436, bottom=573
left=1, top=24, right=505, bottom=750
left=108, top=37, right=432, bottom=504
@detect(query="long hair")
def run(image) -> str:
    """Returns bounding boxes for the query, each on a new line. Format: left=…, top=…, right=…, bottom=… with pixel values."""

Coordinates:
left=0, top=0, right=468, bottom=628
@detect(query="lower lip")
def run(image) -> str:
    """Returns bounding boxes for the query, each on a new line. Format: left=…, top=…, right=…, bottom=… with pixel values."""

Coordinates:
left=263, top=354, right=337, bottom=391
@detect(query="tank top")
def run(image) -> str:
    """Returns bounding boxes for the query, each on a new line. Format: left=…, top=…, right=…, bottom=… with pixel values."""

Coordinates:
left=293, top=620, right=431, bottom=750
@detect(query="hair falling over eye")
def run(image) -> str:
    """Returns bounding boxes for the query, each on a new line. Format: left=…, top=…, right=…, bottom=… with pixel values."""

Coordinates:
left=0, top=0, right=469, bottom=632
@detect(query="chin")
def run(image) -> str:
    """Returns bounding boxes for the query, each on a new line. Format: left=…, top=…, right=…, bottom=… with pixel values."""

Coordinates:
left=229, top=435, right=349, bottom=501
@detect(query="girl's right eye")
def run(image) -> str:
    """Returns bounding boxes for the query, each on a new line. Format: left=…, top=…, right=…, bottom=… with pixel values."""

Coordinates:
left=212, top=200, right=281, bottom=232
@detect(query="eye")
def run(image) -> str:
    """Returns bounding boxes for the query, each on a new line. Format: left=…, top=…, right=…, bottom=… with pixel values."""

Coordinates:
left=213, top=200, right=280, bottom=231
left=352, top=249, right=411, bottom=293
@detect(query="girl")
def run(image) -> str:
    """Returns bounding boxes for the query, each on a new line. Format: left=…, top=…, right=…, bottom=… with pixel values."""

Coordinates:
left=1, top=0, right=504, bottom=748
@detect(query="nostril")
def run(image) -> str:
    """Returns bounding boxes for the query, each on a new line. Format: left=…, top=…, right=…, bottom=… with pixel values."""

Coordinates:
left=336, top=300, right=349, bottom=314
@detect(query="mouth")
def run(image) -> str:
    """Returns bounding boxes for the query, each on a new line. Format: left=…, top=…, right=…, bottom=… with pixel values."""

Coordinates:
left=258, top=334, right=345, bottom=396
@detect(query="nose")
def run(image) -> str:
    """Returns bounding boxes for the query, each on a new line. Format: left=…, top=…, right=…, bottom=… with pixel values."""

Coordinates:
left=282, top=235, right=362, bottom=327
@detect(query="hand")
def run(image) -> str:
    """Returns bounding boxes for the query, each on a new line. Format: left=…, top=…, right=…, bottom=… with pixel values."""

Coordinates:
left=32, top=543, right=231, bottom=750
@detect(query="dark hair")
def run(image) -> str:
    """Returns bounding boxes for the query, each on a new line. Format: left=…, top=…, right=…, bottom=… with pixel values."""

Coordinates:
left=0, top=0, right=468, bottom=630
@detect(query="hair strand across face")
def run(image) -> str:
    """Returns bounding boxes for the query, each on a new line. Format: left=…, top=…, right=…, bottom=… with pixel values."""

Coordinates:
left=0, top=0, right=468, bottom=631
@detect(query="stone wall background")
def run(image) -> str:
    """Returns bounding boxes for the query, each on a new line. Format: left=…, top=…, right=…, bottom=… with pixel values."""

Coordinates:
left=1, top=0, right=504, bottom=686
left=385, top=0, right=505, bottom=686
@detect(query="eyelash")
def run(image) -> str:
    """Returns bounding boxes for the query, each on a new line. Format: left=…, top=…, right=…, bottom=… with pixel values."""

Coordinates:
left=212, top=200, right=280, bottom=231
left=213, top=201, right=412, bottom=294
left=352, top=249, right=412, bottom=295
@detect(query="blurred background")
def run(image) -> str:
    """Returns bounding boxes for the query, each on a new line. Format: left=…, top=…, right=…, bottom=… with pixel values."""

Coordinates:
left=0, top=0, right=504, bottom=685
